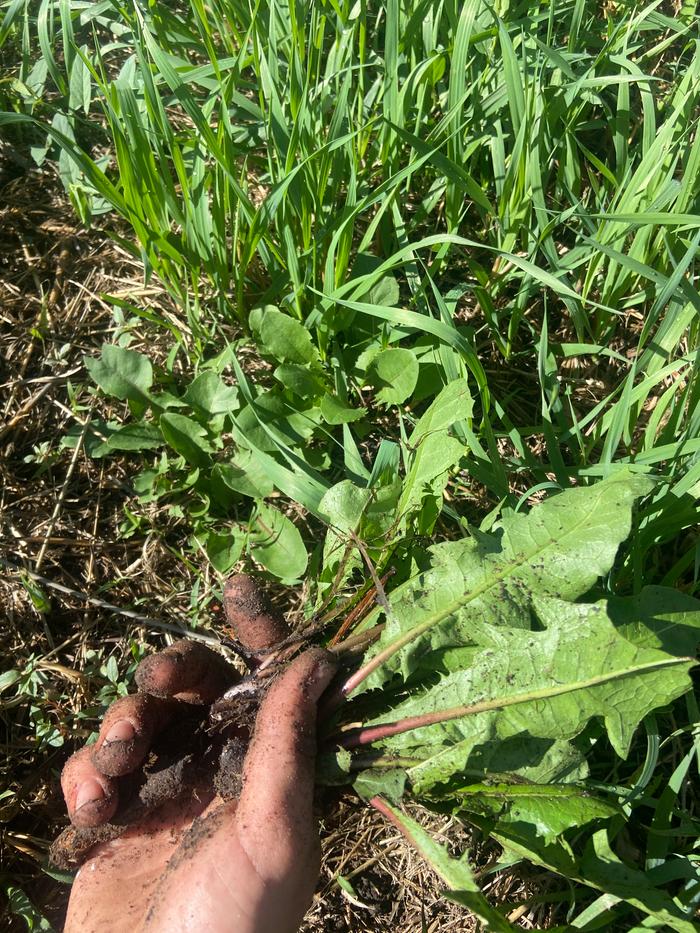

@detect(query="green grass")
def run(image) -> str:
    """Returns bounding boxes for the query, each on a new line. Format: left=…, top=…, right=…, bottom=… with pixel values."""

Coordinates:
left=4, top=0, right=698, bottom=582
left=2, top=0, right=700, bottom=927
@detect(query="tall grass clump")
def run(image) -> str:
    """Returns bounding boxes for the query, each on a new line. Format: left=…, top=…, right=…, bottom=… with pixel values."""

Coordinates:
left=3, top=0, right=697, bottom=579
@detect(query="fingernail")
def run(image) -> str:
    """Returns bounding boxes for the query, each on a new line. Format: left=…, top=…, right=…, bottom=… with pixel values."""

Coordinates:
left=75, top=777, right=105, bottom=811
left=103, top=720, right=135, bottom=744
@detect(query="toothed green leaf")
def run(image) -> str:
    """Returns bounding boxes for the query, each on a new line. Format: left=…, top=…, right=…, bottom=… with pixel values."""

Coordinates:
left=362, top=598, right=693, bottom=791
left=354, top=472, right=654, bottom=693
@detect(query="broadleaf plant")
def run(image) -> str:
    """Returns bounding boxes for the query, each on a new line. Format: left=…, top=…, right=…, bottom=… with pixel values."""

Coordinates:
left=324, top=474, right=700, bottom=927
left=77, top=346, right=472, bottom=582
left=344, top=472, right=656, bottom=694
left=352, top=597, right=693, bottom=785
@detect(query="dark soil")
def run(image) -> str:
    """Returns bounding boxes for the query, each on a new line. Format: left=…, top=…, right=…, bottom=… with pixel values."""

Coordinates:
left=49, top=701, right=254, bottom=870
left=213, top=737, right=247, bottom=799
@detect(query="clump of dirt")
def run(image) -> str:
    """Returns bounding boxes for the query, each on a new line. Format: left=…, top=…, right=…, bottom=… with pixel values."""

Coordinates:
left=137, top=713, right=209, bottom=808
left=50, top=821, right=129, bottom=869
left=213, top=737, right=247, bottom=800
left=49, top=699, right=257, bottom=870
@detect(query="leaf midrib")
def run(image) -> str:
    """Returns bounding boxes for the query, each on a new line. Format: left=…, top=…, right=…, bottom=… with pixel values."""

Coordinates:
left=350, top=654, right=692, bottom=748
left=346, top=482, right=618, bottom=693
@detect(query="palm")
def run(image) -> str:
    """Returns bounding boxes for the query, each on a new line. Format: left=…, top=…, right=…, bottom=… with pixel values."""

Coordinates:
left=65, top=800, right=197, bottom=931
left=57, top=642, right=336, bottom=933
left=65, top=795, right=285, bottom=932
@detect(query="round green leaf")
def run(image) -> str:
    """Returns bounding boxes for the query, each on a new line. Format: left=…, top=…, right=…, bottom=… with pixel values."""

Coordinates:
left=368, top=274, right=400, bottom=307
left=249, top=306, right=317, bottom=364
left=366, top=348, right=419, bottom=405
left=249, top=504, right=308, bottom=581
left=183, top=371, right=239, bottom=415
left=319, top=479, right=372, bottom=533
left=85, top=344, right=152, bottom=404
left=205, top=530, right=244, bottom=573
left=274, top=363, right=326, bottom=399
left=211, top=453, right=275, bottom=501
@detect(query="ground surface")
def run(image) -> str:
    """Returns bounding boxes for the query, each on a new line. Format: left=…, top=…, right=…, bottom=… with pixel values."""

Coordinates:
left=0, top=165, right=557, bottom=931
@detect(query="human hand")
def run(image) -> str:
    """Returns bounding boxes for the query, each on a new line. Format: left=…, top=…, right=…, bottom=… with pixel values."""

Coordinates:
left=57, top=584, right=337, bottom=933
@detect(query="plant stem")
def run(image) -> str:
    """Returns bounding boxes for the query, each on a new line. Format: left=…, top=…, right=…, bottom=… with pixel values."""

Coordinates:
left=318, top=624, right=385, bottom=723
left=328, top=569, right=394, bottom=647
left=340, top=609, right=447, bottom=695
left=330, top=622, right=385, bottom=656
left=336, top=655, right=691, bottom=748
left=368, top=796, right=412, bottom=839
left=350, top=753, right=423, bottom=771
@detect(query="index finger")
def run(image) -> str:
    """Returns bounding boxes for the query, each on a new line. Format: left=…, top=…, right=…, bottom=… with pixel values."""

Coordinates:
left=135, top=640, right=238, bottom=703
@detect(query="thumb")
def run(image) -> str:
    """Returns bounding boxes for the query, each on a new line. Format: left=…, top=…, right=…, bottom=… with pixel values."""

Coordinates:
left=144, top=649, right=338, bottom=933
left=234, top=648, right=337, bottom=884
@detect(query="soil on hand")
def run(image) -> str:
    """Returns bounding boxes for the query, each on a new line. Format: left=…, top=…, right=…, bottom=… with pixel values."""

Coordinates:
left=223, top=574, right=290, bottom=650
left=50, top=700, right=256, bottom=869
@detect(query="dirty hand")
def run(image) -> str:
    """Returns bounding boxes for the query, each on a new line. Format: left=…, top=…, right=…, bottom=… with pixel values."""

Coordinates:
left=60, top=629, right=336, bottom=933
